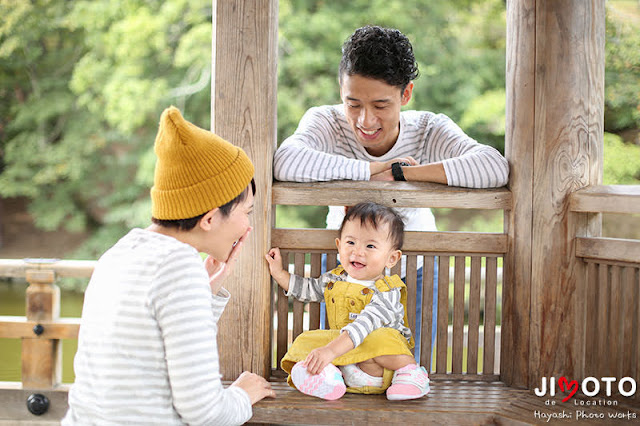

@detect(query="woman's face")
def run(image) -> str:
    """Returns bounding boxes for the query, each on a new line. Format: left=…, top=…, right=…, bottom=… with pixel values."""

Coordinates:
left=206, top=190, right=254, bottom=261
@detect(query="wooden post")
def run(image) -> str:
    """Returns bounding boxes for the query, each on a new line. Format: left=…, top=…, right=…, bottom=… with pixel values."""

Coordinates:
left=504, top=0, right=604, bottom=388
left=22, top=269, right=61, bottom=388
left=211, top=0, right=278, bottom=379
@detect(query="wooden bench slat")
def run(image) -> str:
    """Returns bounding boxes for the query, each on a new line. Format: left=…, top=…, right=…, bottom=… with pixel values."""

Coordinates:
left=452, top=256, right=465, bottom=374
left=276, top=251, right=290, bottom=368
left=405, top=255, right=418, bottom=344
left=467, top=256, right=482, bottom=375
left=597, top=263, right=610, bottom=376
left=585, top=262, right=598, bottom=376
left=292, top=253, right=305, bottom=341
left=419, top=256, right=435, bottom=370
left=436, top=256, right=450, bottom=374
left=609, top=265, right=622, bottom=377
left=621, top=267, right=638, bottom=378
left=308, top=253, right=322, bottom=330
left=483, top=257, right=498, bottom=375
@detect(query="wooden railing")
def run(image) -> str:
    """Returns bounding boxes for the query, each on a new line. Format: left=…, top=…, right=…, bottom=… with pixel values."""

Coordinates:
left=2, top=182, right=639, bottom=421
left=270, top=181, right=510, bottom=381
left=570, top=185, right=640, bottom=401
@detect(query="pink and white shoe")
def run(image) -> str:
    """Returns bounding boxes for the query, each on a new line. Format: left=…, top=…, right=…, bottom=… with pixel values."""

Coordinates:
left=291, top=362, right=346, bottom=400
left=386, top=364, right=430, bottom=401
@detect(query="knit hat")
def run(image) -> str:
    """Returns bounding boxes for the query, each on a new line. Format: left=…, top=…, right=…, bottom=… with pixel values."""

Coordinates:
left=150, top=106, right=254, bottom=220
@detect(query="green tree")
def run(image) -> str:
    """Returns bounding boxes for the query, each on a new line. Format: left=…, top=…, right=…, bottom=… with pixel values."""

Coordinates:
left=604, top=2, right=640, bottom=132
left=277, top=0, right=507, bottom=149
left=0, top=0, right=212, bottom=257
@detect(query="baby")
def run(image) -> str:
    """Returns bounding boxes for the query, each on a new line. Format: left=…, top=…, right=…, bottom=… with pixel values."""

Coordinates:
left=266, top=202, right=430, bottom=401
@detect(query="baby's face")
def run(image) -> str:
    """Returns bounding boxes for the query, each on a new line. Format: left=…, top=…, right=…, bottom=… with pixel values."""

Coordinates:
left=336, top=219, right=399, bottom=281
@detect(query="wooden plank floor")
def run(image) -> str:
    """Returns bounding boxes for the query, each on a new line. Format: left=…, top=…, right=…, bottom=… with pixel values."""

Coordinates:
left=251, top=380, right=640, bottom=425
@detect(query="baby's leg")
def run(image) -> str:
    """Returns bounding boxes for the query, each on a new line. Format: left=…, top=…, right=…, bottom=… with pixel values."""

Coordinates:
left=359, top=354, right=415, bottom=377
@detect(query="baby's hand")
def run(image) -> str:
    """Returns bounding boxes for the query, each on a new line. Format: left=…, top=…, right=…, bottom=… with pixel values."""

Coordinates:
left=265, top=248, right=283, bottom=273
left=303, top=346, right=337, bottom=375
left=265, top=248, right=290, bottom=291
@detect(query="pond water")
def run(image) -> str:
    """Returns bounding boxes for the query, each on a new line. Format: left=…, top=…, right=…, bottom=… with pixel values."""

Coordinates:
left=0, top=280, right=84, bottom=383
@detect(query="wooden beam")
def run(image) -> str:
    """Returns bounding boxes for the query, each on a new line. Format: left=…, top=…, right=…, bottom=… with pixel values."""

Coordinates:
left=505, top=0, right=605, bottom=388
left=0, top=259, right=95, bottom=279
left=576, top=237, right=640, bottom=265
left=211, top=0, right=278, bottom=380
left=271, top=229, right=507, bottom=254
left=503, top=0, right=535, bottom=388
left=529, top=0, right=604, bottom=387
left=273, top=181, right=511, bottom=210
left=570, top=185, right=640, bottom=214
left=0, top=317, right=80, bottom=340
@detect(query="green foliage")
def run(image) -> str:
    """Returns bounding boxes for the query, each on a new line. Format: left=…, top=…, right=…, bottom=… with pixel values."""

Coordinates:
left=603, top=132, right=640, bottom=185
left=0, top=0, right=639, bottom=256
left=460, top=89, right=506, bottom=154
left=605, top=2, right=640, bottom=132
left=0, top=0, right=212, bottom=258
left=277, top=0, right=507, bottom=148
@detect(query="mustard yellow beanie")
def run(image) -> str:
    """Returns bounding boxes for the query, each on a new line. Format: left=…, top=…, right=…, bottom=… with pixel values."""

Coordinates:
left=150, top=106, right=254, bottom=220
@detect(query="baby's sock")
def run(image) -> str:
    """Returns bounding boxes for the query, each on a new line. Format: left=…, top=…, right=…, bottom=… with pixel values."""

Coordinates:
left=339, top=363, right=383, bottom=388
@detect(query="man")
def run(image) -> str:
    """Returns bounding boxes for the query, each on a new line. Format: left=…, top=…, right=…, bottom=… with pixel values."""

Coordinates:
left=273, top=26, right=509, bottom=358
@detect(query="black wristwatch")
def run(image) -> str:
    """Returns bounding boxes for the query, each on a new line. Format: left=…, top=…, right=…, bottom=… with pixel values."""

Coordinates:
left=391, top=162, right=406, bottom=181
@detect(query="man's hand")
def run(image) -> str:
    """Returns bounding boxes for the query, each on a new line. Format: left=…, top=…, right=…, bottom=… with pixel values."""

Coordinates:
left=369, top=156, right=417, bottom=177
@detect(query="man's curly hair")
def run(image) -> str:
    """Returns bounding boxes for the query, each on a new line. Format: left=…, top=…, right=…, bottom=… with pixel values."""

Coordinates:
left=339, top=25, right=419, bottom=90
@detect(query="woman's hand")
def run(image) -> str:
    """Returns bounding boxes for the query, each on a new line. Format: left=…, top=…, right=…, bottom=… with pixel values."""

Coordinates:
left=230, top=371, right=276, bottom=404
left=205, top=227, right=252, bottom=294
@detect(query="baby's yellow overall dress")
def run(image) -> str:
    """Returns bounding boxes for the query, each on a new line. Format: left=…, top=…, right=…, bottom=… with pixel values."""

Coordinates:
left=281, top=266, right=415, bottom=394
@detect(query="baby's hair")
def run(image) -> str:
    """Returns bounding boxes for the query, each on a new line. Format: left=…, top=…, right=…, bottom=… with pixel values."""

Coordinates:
left=339, top=202, right=405, bottom=250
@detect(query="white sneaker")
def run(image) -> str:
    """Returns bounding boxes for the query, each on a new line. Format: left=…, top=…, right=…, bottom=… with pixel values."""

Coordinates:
left=339, top=363, right=383, bottom=388
left=386, top=364, right=430, bottom=401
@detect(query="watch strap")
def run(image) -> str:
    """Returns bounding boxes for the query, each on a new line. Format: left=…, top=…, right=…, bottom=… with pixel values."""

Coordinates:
left=391, top=162, right=406, bottom=181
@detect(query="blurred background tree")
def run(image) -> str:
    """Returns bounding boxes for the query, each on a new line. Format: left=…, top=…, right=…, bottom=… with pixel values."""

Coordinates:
left=0, top=0, right=638, bottom=260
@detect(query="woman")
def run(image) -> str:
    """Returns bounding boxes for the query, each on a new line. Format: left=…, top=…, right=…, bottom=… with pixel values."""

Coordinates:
left=63, top=106, right=274, bottom=425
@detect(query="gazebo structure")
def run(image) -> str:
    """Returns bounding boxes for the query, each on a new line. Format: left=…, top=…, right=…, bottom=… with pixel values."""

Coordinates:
left=1, top=0, right=639, bottom=424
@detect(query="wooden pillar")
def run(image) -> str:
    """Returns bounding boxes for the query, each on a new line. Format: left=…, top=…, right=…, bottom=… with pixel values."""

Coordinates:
left=504, top=0, right=604, bottom=388
left=211, top=0, right=278, bottom=379
left=22, top=269, right=61, bottom=388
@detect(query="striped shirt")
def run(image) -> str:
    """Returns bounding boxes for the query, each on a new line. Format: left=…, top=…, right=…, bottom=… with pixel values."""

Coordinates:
left=274, top=105, right=509, bottom=233
left=63, top=228, right=252, bottom=426
left=287, top=271, right=412, bottom=348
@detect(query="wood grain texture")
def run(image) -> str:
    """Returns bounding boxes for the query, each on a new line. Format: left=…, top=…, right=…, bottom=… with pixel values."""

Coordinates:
left=570, top=185, right=640, bottom=214
left=576, top=237, right=640, bottom=264
left=249, top=380, right=640, bottom=425
left=527, top=0, right=604, bottom=387
left=503, top=0, right=535, bottom=388
left=272, top=228, right=507, bottom=254
left=273, top=181, right=511, bottom=209
left=212, top=0, right=278, bottom=379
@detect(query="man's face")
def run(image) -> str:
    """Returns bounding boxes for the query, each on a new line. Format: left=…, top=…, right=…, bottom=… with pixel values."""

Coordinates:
left=340, top=74, right=413, bottom=157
